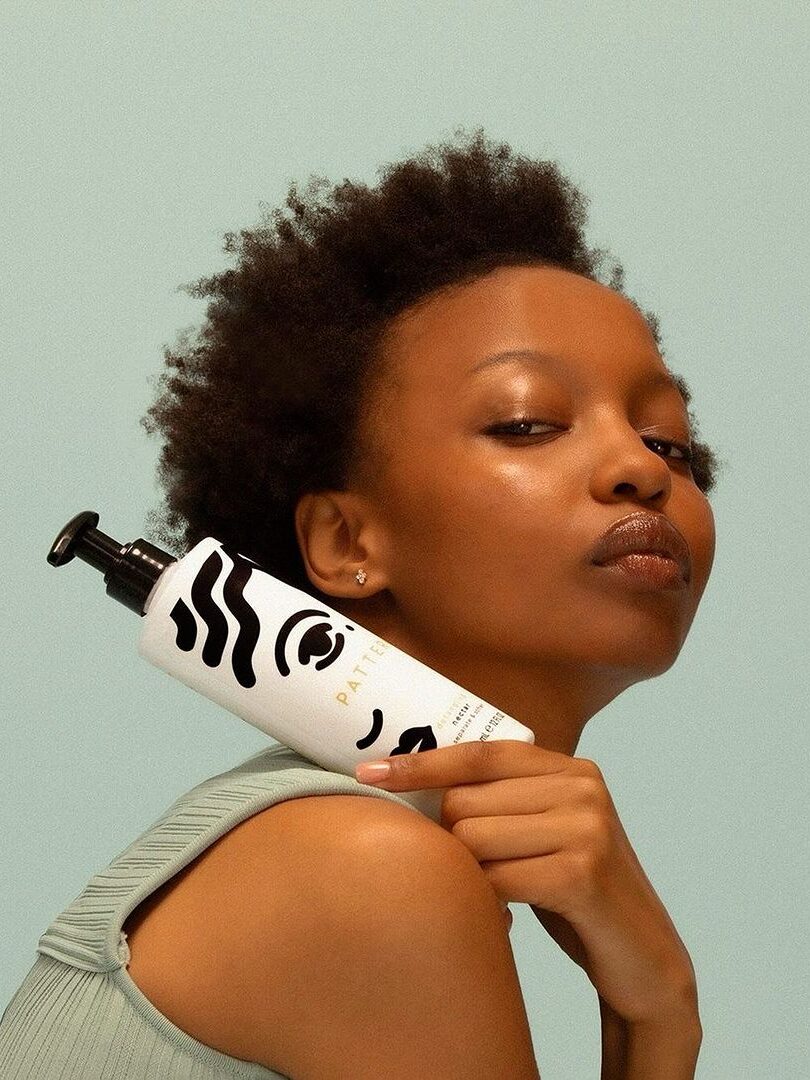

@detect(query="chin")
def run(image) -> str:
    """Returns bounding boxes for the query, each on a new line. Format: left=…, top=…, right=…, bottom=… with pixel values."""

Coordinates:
left=621, top=644, right=684, bottom=681
left=575, top=632, right=685, bottom=682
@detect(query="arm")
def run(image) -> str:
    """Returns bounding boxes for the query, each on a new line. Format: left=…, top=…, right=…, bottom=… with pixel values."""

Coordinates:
left=530, top=904, right=703, bottom=1078
left=599, top=993, right=703, bottom=1080
left=244, top=795, right=542, bottom=1080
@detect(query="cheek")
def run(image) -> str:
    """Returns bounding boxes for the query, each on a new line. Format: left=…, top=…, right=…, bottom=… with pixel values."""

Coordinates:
left=401, top=463, right=564, bottom=566
left=682, top=489, right=717, bottom=599
left=391, top=466, right=576, bottom=627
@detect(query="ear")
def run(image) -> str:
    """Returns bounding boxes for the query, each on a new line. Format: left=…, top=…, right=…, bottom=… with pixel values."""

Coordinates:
left=294, top=490, right=389, bottom=599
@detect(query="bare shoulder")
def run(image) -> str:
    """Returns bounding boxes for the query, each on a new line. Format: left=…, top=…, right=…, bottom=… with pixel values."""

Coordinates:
left=124, top=793, right=539, bottom=1079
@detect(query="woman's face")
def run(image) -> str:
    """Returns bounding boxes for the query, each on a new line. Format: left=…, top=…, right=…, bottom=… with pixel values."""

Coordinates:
left=355, top=262, right=716, bottom=685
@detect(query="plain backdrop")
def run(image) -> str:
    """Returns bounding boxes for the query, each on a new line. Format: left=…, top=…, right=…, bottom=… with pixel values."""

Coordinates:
left=2, top=3, right=808, bottom=1078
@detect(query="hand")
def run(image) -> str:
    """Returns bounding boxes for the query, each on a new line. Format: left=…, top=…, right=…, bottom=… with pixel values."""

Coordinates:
left=355, top=739, right=700, bottom=1026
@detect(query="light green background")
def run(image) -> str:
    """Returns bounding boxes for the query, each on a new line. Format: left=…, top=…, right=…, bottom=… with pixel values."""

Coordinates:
left=2, top=3, right=808, bottom=1077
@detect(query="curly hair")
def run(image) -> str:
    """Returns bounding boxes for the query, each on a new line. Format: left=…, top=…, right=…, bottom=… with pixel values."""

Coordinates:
left=140, top=127, right=723, bottom=605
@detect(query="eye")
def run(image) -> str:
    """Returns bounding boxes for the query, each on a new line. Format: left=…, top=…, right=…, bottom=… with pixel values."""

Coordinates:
left=486, top=418, right=694, bottom=463
left=485, top=418, right=561, bottom=438
left=641, top=436, right=694, bottom=463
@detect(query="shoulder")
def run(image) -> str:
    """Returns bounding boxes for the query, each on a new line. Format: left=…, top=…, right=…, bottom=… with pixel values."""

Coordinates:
left=126, top=793, right=539, bottom=1079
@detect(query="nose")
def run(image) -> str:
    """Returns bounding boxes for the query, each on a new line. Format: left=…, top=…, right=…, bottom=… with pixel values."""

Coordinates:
left=588, top=418, right=673, bottom=507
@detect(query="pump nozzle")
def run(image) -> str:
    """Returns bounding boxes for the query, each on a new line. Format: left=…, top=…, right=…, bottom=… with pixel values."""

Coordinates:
left=47, top=511, right=177, bottom=616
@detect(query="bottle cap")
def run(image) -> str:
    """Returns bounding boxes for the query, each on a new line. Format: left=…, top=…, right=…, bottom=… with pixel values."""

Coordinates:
left=47, top=511, right=177, bottom=616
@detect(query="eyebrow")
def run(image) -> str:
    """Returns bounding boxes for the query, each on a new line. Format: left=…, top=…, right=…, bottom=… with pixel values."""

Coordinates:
left=468, top=348, right=683, bottom=398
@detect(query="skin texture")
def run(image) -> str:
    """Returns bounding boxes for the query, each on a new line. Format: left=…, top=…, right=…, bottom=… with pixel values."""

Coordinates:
left=295, top=263, right=716, bottom=757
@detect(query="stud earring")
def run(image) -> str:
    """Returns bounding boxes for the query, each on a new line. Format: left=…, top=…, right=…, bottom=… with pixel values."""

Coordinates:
left=355, top=568, right=367, bottom=585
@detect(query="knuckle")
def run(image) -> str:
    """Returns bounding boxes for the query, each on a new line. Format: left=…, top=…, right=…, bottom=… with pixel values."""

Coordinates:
left=470, top=739, right=500, bottom=767
left=441, top=787, right=462, bottom=821
left=475, top=855, right=501, bottom=889
left=478, top=860, right=505, bottom=895
left=391, top=751, right=418, bottom=777
left=579, top=808, right=609, bottom=849
left=568, top=848, right=599, bottom=892
left=450, top=818, right=474, bottom=844
left=579, top=773, right=608, bottom=808
left=578, top=757, right=604, bottom=782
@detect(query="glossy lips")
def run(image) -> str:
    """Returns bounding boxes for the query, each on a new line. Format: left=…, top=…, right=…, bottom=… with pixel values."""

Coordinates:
left=588, top=511, right=691, bottom=587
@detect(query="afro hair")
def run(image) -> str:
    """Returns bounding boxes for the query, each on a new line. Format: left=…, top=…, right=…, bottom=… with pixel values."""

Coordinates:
left=140, top=126, right=722, bottom=604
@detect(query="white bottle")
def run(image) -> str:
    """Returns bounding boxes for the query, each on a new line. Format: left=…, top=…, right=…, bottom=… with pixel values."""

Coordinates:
left=48, top=511, right=535, bottom=822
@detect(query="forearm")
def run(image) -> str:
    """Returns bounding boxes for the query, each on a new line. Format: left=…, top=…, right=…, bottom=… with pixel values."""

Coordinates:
left=599, top=995, right=702, bottom=1080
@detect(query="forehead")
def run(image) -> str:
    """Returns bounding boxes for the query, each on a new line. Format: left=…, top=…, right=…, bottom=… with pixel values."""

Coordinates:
left=381, top=263, right=671, bottom=395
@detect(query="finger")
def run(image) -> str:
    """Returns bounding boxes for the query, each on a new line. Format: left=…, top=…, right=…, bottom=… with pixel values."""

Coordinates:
left=439, top=773, right=588, bottom=829
left=480, top=849, right=575, bottom=908
left=354, top=738, right=574, bottom=790
left=446, top=809, right=578, bottom=862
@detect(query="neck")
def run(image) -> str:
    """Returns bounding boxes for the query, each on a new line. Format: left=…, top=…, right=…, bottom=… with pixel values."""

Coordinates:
left=405, top=648, right=626, bottom=757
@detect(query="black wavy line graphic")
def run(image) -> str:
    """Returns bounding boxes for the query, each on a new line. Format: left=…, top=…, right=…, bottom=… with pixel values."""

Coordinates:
left=356, top=707, right=384, bottom=750
left=191, top=550, right=230, bottom=670
left=220, top=550, right=261, bottom=688
left=169, top=546, right=261, bottom=688
left=170, top=541, right=354, bottom=690
left=169, top=596, right=198, bottom=651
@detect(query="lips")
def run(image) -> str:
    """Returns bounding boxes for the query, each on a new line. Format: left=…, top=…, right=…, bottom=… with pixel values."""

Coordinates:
left=588, top=511, right=691, bottom=584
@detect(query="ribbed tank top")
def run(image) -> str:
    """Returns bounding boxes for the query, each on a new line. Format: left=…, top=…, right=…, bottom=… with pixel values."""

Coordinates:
left=0, top=741, right=424, bottom=1079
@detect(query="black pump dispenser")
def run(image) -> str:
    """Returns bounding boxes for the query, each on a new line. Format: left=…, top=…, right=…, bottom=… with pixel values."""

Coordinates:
left=47, top=511, right=177, bottom=616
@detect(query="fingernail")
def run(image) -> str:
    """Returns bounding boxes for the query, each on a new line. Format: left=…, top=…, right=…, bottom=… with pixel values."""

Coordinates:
left=355, top=761, right=391, bottom=783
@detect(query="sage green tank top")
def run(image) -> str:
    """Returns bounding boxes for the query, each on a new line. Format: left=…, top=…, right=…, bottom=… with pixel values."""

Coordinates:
left=0, top=742, right=423, bottom=1079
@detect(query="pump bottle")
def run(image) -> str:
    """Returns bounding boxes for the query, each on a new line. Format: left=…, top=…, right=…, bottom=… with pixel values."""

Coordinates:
left=47, top=511, right=535, bottom=822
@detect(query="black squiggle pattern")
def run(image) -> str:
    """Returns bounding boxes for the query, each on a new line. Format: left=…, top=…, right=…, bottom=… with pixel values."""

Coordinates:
left=169, top=596, right=197, bottom=651
left=190, top=551, right=230, bottom=669
left=221, top=550, right=261, bottom=688
left=168, top=545, right=265, bottom=688
left=356, top=707, right=384, bottom=749
left=167, top=541, right=362, bottom=693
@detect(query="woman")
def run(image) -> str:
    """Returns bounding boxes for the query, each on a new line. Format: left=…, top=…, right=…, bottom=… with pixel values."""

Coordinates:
left=0, top=128, right=720, bottom=1079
